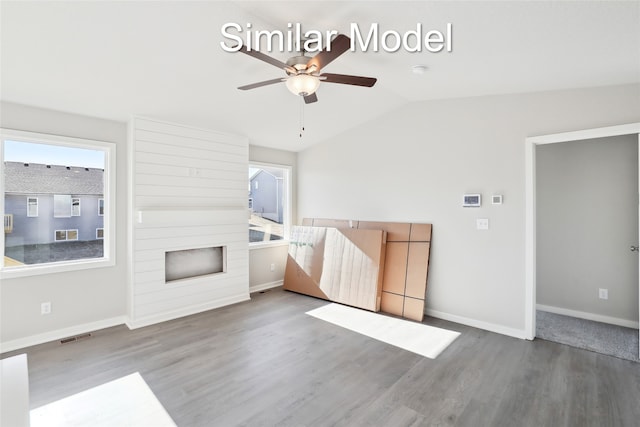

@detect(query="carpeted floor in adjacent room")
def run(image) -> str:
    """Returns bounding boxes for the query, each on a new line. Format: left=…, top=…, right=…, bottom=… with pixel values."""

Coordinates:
left=536, top=310, right=639, bottom=363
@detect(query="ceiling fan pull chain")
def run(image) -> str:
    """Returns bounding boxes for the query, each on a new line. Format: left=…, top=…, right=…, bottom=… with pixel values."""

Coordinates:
left=300, top=96, right=305, bottom=138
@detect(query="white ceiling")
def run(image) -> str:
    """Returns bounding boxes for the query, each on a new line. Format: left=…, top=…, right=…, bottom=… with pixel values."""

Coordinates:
left=1, top=1, right=639, bottom=152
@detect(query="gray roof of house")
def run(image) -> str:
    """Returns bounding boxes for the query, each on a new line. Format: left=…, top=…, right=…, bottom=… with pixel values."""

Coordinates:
left=250, top=166, right=284, bottom=181
left=4, top=162, right=104, bottom=195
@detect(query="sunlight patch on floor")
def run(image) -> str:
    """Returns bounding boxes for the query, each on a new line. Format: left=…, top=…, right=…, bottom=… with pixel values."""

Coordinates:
left=306, top=303, right=460, bottom=359
left=31, top=372, right=176, bottom=427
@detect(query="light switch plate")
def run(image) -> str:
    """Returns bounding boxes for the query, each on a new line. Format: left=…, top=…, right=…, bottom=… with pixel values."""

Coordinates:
left=598, top=288, right=608, bottom=300
left=477, top=218, right=489, bottom=230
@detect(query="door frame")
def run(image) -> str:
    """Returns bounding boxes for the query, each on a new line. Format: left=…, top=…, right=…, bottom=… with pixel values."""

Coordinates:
left=525, top=123, right=640, bottom=348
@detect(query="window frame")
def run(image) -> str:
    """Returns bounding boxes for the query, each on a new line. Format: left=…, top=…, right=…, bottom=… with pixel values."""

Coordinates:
left=71, top=197, right=81, bottom=217
left=96, top=228, right=104, bottom=239
left=1, top=128, right=116, bottom=279
left=98, top=198, right=104, bottom=216
left=26, top=196, right=38, bottom=217
left=248, top=161, right=292, bottom=249
left=54, top=229, right=79, bottom=242
left=53, top=194, right=72, bottom=218
left=54, top=230, right=66, bottom=242
left=67, top=229, right=78, bottom=241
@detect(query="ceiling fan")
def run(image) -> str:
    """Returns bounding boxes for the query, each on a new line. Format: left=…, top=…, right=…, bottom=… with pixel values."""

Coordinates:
left=237, top=34, right=377, bottom=104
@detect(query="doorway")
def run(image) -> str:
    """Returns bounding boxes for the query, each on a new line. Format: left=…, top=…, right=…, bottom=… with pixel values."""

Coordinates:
left=525, top=123, right=640, bottom=357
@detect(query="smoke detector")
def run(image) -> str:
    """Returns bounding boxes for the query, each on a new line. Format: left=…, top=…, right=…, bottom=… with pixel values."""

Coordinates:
left=412, top=65, right=428, bottom=75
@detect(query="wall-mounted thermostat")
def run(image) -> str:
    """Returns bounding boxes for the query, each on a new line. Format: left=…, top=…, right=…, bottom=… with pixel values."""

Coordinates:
left=463, top=194, right=481, bottom=207
left=492, top=195, right=503, bottom=205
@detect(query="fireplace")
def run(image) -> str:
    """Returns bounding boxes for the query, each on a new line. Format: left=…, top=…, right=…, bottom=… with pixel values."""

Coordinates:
left=165, top=246, right=225, bottom=283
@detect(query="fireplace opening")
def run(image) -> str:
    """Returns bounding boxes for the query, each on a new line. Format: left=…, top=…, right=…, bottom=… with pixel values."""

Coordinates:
left=165, top=246, right=225, bottom=283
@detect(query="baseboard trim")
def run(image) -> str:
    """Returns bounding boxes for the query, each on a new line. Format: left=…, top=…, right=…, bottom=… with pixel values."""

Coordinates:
left=126, top=293, right=250, bottom=330
left=0, top=316, right=127, bottom=354
left=425, top=308, right=528, bottom=340
left=249, top=280, right=283, bottom=294
left=536, top=304, right=639, bottom=329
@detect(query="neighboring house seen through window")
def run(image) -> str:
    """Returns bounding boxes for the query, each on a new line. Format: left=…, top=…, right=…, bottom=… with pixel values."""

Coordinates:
left=248, top=163, right=291, bottom=244
left=1, top=129, right=115, bottom=277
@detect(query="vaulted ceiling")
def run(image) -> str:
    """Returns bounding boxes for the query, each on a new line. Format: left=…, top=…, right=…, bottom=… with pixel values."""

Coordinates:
left=2, top=1, right=639, bottom=151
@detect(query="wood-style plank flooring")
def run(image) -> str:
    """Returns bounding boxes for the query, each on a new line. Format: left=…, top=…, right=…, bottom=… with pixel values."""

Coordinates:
left=3, top=288, right=640, bottom=426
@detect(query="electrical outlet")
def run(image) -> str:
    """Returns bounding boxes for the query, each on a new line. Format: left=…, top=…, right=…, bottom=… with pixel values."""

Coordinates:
left=598, top=288, right=608, bottom=300
left=41, top=302, right=51, bottom=315
left=270, top=263, right=275, bottom=272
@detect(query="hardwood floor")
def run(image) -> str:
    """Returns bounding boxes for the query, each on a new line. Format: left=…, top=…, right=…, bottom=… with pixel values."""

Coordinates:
left=3, top=288, right=640, bottom=426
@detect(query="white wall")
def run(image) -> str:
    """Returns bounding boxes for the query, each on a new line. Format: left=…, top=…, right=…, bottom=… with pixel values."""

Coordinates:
left=0, top=102, right=128, bottom=349
left=536, top=135, right=638, bottom=324
left=297, top=84, right=640, bottom=337
left=248, top=145, right=296, bottom=291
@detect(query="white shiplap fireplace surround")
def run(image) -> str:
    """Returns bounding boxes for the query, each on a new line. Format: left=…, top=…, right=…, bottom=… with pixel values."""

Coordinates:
left=127, top=117, right=249, bottom=329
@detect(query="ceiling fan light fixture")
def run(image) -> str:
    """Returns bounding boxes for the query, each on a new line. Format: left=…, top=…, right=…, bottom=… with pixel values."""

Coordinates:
left=286, top=74, right=320, bottom=96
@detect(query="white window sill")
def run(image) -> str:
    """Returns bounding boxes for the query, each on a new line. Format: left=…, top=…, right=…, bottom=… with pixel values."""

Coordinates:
left=1, top=257, right=115, bottom=280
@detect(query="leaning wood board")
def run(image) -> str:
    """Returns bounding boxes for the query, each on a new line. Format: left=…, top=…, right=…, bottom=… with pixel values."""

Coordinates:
left=302, top=218, right=432, bottom=321
left=283, top=226, right=387, bottom=312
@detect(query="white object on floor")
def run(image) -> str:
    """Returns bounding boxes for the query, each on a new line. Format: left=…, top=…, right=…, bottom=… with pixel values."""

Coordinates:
left=306, top=303, right=460, bottom=359
left=30, top=372, right=176, bottom=427
left=1, top=354, right=30, bottom=427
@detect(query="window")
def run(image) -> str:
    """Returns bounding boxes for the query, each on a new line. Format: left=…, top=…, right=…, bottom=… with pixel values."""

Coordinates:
left=54, top=195, right=83, bottom=217
left=72, top=198, right=81, bottom=216
left=27, top=197, right=38, bottom=217
left=1, top=129, right=116, bottom=278
left=54, top=229, right=78, bottom=242
left=53, top=194, right=72, bottom=218
left=4, top=214, right=13, bottom=233
left=248, top=163, right=291, bottom=244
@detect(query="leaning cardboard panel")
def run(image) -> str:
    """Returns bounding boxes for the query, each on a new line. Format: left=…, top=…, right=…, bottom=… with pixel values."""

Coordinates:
left=284, top=225, right=386, bottom=312
left=359, top=221, right=431, bottom=322
left=284, top=226, right=329, bottom=300
left=304, top=218, right=432, bottom=322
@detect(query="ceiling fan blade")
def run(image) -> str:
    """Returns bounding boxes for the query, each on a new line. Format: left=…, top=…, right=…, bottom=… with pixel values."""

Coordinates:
left=321, top=73, right=377, bottom=87
left=238, top=78, right=285, bottom=90
left=237, top=45, right=296, bottom=73
left=306, top=34, right=351, bottom=72
left=304, top=93, right=318, bottom=104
